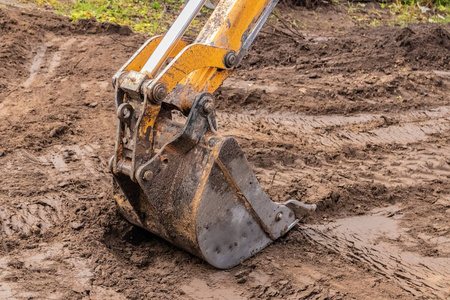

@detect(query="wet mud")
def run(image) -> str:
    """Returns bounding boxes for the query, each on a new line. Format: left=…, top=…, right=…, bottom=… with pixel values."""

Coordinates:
left=0, top=2, right=449, bottom=299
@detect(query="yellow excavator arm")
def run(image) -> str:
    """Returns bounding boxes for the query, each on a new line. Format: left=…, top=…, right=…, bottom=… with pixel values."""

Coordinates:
left=110, top=0, right=315, bottom=269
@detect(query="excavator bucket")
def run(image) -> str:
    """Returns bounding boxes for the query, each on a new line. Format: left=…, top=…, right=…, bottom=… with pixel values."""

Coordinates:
left=110, top=0, right=315, bottom=269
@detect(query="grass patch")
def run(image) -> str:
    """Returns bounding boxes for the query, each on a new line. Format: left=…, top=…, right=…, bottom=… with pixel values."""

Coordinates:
left=344, top=0, right=450, bottom=26
left=21, top=0, right=213, bottom=34
left=388, top=0, right=450, bottom=25
left=21, top=0, right=450, bottom=34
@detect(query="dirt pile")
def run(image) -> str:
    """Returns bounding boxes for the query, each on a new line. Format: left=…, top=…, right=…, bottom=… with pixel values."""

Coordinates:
left=244, top=23, right=450, bottom=71
left=73, top=18, right=133, bottom=35
left=0, top=9, right=34, bottom=89
left=221, top=22, right=449, bottom=115
left=395, top=25, right=450, bottom=68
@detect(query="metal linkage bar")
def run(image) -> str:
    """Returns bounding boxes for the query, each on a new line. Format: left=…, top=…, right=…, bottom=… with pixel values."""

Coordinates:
left=236, top=0, right=279, bottom=64
left=140, top=0, right=207, bottom=76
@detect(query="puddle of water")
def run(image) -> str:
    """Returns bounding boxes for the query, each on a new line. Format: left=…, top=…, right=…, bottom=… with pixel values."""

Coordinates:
left=0, top=243, right=92, bottom=299
left=304, top=33, right=332, bottom=42
left=433, top=70, right=450, bottom=77
left=181, top=278, right=246, bottom=300
left=247, top=269, right=270, bottom=285
left=302, top=206, right=450, bottom=298
left=90, top=286, right=128, bottom=300
left=49, top=153, right=69, bottom=172
left=223, top=78, right=279, bottom=93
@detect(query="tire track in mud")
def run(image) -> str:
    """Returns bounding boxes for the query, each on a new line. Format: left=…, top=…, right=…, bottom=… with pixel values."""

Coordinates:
left=0, top=37, right=77, bottom=117
left=22, top=37, right=75, bottom=88
left=0, top=35, right=114, bottom=238
left=216, top=100, right=450, bottom=299
left=301, top=206, right=450, bottom=299
left=217, top=106, right=450, bottom=150
left=0, top=243, right=100, bottom=299
left=217, top=106, right=450, bottom=191
left=0, top=8, right=448, bottom=298
left=0, top=196, right=64, bottom=237
left=0, top=143, right=106, bottom=237
left=22, top=43, right=48, bottom=88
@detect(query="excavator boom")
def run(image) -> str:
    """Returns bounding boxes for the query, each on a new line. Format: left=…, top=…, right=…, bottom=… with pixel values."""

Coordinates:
left=110, top=0, right=315, bottom=269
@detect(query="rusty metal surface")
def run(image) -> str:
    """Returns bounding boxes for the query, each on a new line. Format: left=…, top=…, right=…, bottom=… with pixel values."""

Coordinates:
left=110, top=0, right=311, bottom=269
left=215, top=138, right=296, bottom=240
left=162, top=0, right=275, bottom=112
left=112, top=94, right=299, bottom=268
left=146, top=44, right=231, bottom=102
left=195, top=136, right=297, bottom=268
left=235, top=0, right=279, bottom=65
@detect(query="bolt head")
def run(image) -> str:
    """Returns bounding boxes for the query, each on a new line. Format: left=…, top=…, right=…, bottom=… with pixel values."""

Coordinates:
left=224, top=52, right=237, bottom=68
left=200, top=94, right=215, bottom=115
left=228, top=55, right=236, bottom=65
left=117, top=103, right=133, bottom=121
left=122, top=107, right=131, bottom=118
left=143, top=170, right=154, bottom=181
left=275, top=212, right=283, bottom=222
left=152, top=83, right=167, bottom=103
left=203, top=101, right=215, bottom=114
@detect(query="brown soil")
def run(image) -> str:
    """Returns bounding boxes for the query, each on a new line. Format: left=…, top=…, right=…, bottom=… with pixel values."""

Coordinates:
left=0, top=2, right=449, bottom=299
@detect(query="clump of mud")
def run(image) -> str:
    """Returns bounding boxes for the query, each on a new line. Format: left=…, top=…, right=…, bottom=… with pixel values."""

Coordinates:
left=280, top=0, right=331, bottom=8
left=395, top=26, right=450, bottom=67
left=0, top=8, right=17, bottom=32
left=396, top=26, right=450, bottom=50
left=73, top=18, right=132, bottom=35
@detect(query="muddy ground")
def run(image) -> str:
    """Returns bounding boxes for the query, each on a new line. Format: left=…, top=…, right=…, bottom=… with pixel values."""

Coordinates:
left=0, top=1, right=449, bottom=299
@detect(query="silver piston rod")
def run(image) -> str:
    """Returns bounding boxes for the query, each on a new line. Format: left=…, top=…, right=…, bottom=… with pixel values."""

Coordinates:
left=140, top=0, right=208, bottom=76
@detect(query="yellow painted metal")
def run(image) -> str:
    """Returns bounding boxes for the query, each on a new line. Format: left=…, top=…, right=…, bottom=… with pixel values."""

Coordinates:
left=123, top=36, right=189, bottom=77
left=120, top=0, right=271, bottom=110
left=112, top=0, right=297, bottom=269
left=197, top=0, right=270, bottom=51
left=115, top=0, right=273, bottom=168
left=166, top=0, right=272, bottom=109
left=149, top=44, right=229, bottom=95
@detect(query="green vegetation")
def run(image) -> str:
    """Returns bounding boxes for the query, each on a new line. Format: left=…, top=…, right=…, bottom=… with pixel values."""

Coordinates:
left=389, top=0, right=450, bottom=24
left=22, top=0, right=450, bottom=34
left=345, top=0, right=450, bottom=26
left=22, top=0, right=212, bottom=34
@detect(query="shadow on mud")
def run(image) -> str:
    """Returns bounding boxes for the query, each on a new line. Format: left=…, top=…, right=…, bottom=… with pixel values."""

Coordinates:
left=101, top=217, right=203, bottom=268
